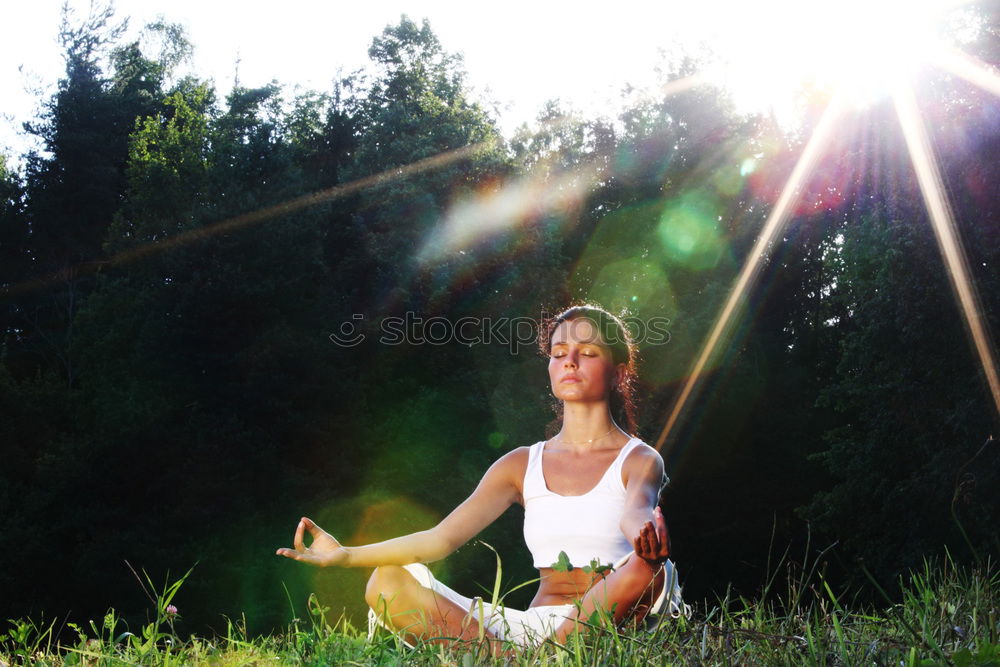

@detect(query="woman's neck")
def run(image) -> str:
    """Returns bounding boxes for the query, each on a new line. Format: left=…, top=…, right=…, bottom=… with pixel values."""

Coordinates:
left=555, top=403, right=621, bottom=449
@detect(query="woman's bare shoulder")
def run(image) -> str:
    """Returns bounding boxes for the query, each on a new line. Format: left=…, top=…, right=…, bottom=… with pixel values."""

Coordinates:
left=626, top=440, right=662, bottom=460
left=492, top=445, right=531, bottom=474
left=622, top=440, right=665, bottom=483
left=477, top=446, right=532, bottom=505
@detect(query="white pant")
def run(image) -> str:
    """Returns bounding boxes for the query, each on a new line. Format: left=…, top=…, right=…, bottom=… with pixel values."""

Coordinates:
left=367, top=556, right=689, bottom=647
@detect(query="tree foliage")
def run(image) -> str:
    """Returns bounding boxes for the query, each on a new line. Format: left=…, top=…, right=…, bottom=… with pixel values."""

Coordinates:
left=1, top=6, right=999, bottom=636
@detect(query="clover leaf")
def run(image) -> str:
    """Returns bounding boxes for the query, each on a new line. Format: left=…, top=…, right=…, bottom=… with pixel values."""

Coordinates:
left=586, top=558, right=615, bottom=575
left=551, top=553, right=616, bottom=574
left=551, top=550, right=574, bottom=572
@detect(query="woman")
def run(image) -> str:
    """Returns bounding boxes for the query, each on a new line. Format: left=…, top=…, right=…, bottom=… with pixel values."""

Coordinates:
left=276, top=305, right=682, bottom=648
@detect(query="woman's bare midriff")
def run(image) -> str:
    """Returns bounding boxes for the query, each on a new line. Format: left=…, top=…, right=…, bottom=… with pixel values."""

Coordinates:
left=529, top=567, right=607, bottom=607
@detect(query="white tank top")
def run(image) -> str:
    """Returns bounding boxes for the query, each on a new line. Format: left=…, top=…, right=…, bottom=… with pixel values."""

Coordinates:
left=522, top=438, right=642, bottom=569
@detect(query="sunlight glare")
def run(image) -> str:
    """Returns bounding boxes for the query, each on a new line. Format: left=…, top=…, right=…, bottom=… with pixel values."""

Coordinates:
left=893, top=84, right=1000, bottom=416
left=713, top=0, right=961, bottom=116
left=654, top=93, right=848, bottom=453
left=417, top=165, right=601, bottom=262
left=935, top=46, right=1000, bottom=98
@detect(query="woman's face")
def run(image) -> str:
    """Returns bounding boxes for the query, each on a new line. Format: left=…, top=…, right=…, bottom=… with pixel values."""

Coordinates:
left=548, top=317, right=623, bottom=403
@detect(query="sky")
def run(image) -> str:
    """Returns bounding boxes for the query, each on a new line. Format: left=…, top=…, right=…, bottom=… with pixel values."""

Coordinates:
left=1, top=0, right=974, bottom=167
left=0, top=0, right=718, bottom=162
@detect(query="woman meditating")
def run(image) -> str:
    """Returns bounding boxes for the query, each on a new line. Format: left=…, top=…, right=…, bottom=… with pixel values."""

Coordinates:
left=276, top=305, right=684, bottom=647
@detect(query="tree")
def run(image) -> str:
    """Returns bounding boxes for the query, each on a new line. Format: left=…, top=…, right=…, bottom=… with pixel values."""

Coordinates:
left=800, top=71, right=1000, bottom=584
left=0, top=155, right=27, bottom=358
left=14, top=6, right=190, bottom=386
left=104, top=87, right=210, bottom=254
left=24, top=3, right=135, bottom=270
left=347, top=16, right=508, bottom=310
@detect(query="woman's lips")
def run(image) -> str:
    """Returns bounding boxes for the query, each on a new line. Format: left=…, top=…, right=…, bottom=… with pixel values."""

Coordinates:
left=560, top=375, right=581, bottom=383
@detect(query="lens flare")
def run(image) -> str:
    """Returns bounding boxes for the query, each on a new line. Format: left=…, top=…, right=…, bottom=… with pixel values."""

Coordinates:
left=652, top=2, right=1000, bottom=455
left=893, top=83, right=1000, bottom=416
left=935, top=46, right=1000, bottom=98
left=654, top=93, right=847, bottom=454
left=417, top=164, right=602, bottom=263
left=306, top=494, right=443, bottom=625
left=657, top=193, right=725, bottom=270
left=417, top=74, right=709, bottom=266
left=590, top=258, right=678, bottom=316
left=568, top=201, right=679, bottom=315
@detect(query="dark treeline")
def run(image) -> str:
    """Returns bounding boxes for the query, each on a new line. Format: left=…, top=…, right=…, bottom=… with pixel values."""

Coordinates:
left=2, top=4, right=1000, bottom=636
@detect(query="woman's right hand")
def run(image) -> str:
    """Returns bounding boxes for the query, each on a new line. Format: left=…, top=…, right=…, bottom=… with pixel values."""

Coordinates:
left=275, top=517, right=348, bottom=567
left=633, top=506, right=670, bottom=570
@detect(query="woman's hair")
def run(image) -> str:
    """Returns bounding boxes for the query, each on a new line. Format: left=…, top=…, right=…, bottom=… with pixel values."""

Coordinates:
left=539, top=304, right=639, bottom=435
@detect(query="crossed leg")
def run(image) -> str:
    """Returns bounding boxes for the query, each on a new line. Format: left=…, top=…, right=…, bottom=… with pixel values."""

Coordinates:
left=365, top=565, right=495, bottom=646
left=551, top=555, right=665, bottom=643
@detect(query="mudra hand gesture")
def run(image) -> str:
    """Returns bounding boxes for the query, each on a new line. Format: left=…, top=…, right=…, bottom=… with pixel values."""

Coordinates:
left=633, top=506, right=670, bottom=569
left=275, top=517, right=347, bottom=567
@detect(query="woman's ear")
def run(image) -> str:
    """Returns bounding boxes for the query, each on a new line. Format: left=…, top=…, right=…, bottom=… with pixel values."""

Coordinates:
left=614, top=363, right=627, bottom=388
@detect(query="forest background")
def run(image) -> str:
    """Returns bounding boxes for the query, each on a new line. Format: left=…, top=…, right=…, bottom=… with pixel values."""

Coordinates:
left=2, top=2, right=1000, bottom=638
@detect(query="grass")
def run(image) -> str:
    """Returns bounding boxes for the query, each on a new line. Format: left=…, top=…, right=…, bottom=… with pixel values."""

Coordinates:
left=2, top=555, right=999, bottom=666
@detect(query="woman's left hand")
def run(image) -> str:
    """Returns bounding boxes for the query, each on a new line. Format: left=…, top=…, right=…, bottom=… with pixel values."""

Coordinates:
left=633, top=506, right=670, bottom=569
left=275, top=517, right=348, bottom=567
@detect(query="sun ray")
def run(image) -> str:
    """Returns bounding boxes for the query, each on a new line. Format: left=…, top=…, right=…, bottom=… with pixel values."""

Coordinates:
left=653, top=92, right=847, bottom=455
left=893, top=82, right=1000, bottom=417
left=658, top=73, right=707, bottom=99
left=0, top=141, right=495, bottom=301
left=934, top=45, right=1000, bottom=97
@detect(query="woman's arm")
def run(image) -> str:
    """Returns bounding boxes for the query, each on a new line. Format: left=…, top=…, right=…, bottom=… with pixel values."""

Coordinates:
left=276, top=447, right=527, bottom=568
left=619, top=444, right=670, bottom=565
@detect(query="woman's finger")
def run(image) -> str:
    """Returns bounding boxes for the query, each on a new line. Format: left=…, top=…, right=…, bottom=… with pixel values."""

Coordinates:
left=302, top=517, right=336, bottom=546
left=635, top=527, right=650, bottom=556
left=293, top=519, right=307, bottom=552
left=640, top=521, right=655, bottom=556
left=654, top=507, right=669, bottom=556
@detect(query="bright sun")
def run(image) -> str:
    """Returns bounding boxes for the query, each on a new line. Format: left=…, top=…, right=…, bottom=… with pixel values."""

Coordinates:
left=704, top=0, right=975, bottom=117
left=647, top=0, right=1000, bottom=448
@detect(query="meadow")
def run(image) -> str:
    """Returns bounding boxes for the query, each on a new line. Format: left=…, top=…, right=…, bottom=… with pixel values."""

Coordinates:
left=3, top=555, right=998, bottom=666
